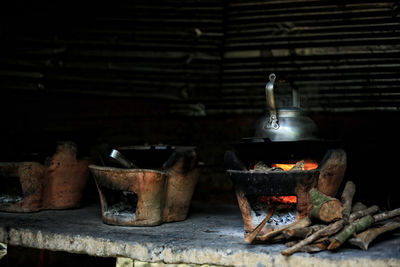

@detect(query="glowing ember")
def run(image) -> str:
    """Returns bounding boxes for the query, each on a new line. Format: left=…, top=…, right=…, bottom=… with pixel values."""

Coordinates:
left=250, top=195, right=298, bottom=228
left=272, top=160, right=318, bottom=171
left=258, top=195, right=297, bottom=205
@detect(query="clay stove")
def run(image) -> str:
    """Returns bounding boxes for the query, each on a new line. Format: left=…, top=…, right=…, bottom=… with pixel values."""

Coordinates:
left=89, top=145, right=200, bottom=226
left=0, top=142, right=90, bottom=212
left=225, top=139, right=347, bottom=236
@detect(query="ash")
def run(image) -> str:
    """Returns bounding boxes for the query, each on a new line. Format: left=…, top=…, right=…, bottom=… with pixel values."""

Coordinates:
left=104, top=202, right=137, bottom=220
left=0, top=195, right=23, bottom=204
left=250, top=200, right=296, bottom=228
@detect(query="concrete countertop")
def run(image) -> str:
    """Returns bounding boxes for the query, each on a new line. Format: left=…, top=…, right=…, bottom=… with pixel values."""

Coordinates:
left=0, top=202, right=399, bottom=267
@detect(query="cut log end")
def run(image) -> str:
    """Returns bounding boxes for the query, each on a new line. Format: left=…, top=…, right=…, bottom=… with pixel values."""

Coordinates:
left=327, top=240, right=341, bottom=250
left=319, top=200, right=344, bottom=223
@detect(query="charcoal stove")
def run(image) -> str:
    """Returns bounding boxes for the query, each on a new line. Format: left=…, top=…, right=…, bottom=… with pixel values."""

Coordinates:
left=0, top=142, right=89, bottom=212
left=89, top=145, right=200, bottom=226
left=225, top=73, right=346, bottom=236
left=225, top=139, right=345, bottom=235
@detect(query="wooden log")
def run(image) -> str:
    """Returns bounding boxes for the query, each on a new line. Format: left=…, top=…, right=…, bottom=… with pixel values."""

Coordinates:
left=296, top=243, right=327, bottom=253
left=267, top=233, right=288, bottom=243
left=244, top=208, right=274, bottom=244
left=327, top=215, right=375, bottom=250
left=285, top=240, right=298, bottom=247
left=317, top=149, right=347, bottom=197
left=286, top=237, right=329, bottom=248
left=235, top=192, right=256, bottom=234
left=349, top=205, right=379, bottom=223
left=281, top=220, right=344, bottom=256
left=351, top=202, right=367, bottom=213
left=309, top=188, right=343, bottom=223
left=313, top=236, right=330, bottom=245
left=257, top=217, right=312, bottom=242
left=348, top=221, right=400, bottom=250
left=282, top=224, right=325, bottom=239
left=329, top=208, right=400, bottom=250
left=341, top=181, right=356, bottom=224
left=373, top=207, right=400, bottom=222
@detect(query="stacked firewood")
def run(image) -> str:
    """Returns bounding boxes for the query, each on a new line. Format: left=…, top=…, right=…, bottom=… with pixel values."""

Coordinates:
left=245, top=181, right=400, bottom=255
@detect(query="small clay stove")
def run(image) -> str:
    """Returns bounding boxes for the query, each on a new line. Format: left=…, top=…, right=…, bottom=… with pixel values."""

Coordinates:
left=0, top=142, right=90, bottom=212
left=226, top=139, right=347, bottom=236
left=89, top=145, right=200, bottom=226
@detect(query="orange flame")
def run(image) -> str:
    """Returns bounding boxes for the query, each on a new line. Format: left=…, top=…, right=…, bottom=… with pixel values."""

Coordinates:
left=258, top=195, right=297, bottom=205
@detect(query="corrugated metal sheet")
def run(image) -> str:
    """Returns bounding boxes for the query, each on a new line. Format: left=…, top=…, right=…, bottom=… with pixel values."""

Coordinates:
left=1, top=1, right=399, bottom=115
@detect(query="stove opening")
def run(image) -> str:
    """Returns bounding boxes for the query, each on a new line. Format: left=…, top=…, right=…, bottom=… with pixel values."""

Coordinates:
left=99, top=186, right=138, bottom=221
left=248, top=195, right=298, bottom=229
left=0, top=175, right=23, bottom=204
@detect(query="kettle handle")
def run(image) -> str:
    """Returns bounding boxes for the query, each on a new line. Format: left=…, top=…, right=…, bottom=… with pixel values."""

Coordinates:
left=265, top=73, right=279, bottom=129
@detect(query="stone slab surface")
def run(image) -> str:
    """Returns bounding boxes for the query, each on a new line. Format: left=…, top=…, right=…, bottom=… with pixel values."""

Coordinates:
left=0, top=203, right=400, bottom=267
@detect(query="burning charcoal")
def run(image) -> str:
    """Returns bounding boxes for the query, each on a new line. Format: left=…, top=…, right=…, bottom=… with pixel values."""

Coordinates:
left=289, top=160, right=305, bottom=171
left=253, top=161, right=283, bottom=172
left=253, top=161, right=271, bottom=171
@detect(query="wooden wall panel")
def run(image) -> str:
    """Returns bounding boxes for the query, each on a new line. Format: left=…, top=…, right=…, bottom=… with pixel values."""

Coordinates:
left=1, top=1, right=400, bottom=115
left=221, top=0, right=400, bottom=114
left=0, top=0, right=224, bottom=116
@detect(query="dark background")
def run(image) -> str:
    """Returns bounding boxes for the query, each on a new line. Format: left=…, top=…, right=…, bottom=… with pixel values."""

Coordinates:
left=1, top=0, right=400, bottom=209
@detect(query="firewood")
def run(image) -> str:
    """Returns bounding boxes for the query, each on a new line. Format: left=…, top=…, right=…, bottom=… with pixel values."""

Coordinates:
left=317, top=149, right=347, bottom=197
left=285, top=240, right=298, bottom=247
left=281, top=220, right=344, bottom=256
left=328, top=208, right=400, bottom=250
left=341, top=181, right=356, bottom=224
left=313, top=236, right=330, bottom=245
left=327, top=215, right=375, bottom=250
left=287, top=236, right=329, bottom=248
left=373, top=207, right=400, bottom=222
left=351, top=202, right=367, bottom=213
left=296, top=243, right=326, bottom=253
left=349, top=205, right=379, bottom=223
left=282, top=224, right=325, bottom=239
left=257, top=217, right=312, bottom=242
left=244, top=208, right=274, bottom=244
left=267, top=234, right=287, bottom=243
left=309, top=188, right=343, bottom=223
left=348, top=220, right=400, bottom=250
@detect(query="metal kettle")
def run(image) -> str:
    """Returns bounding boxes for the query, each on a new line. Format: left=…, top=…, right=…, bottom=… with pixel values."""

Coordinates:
left=254, top=73, right=319, bottom=142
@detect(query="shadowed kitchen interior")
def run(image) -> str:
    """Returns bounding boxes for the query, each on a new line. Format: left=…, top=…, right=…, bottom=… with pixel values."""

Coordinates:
left=0, top=1, right=400, bottom=266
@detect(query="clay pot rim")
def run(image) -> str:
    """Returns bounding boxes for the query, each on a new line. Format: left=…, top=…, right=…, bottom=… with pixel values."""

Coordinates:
left=88, top=164, right=167, bottom=175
